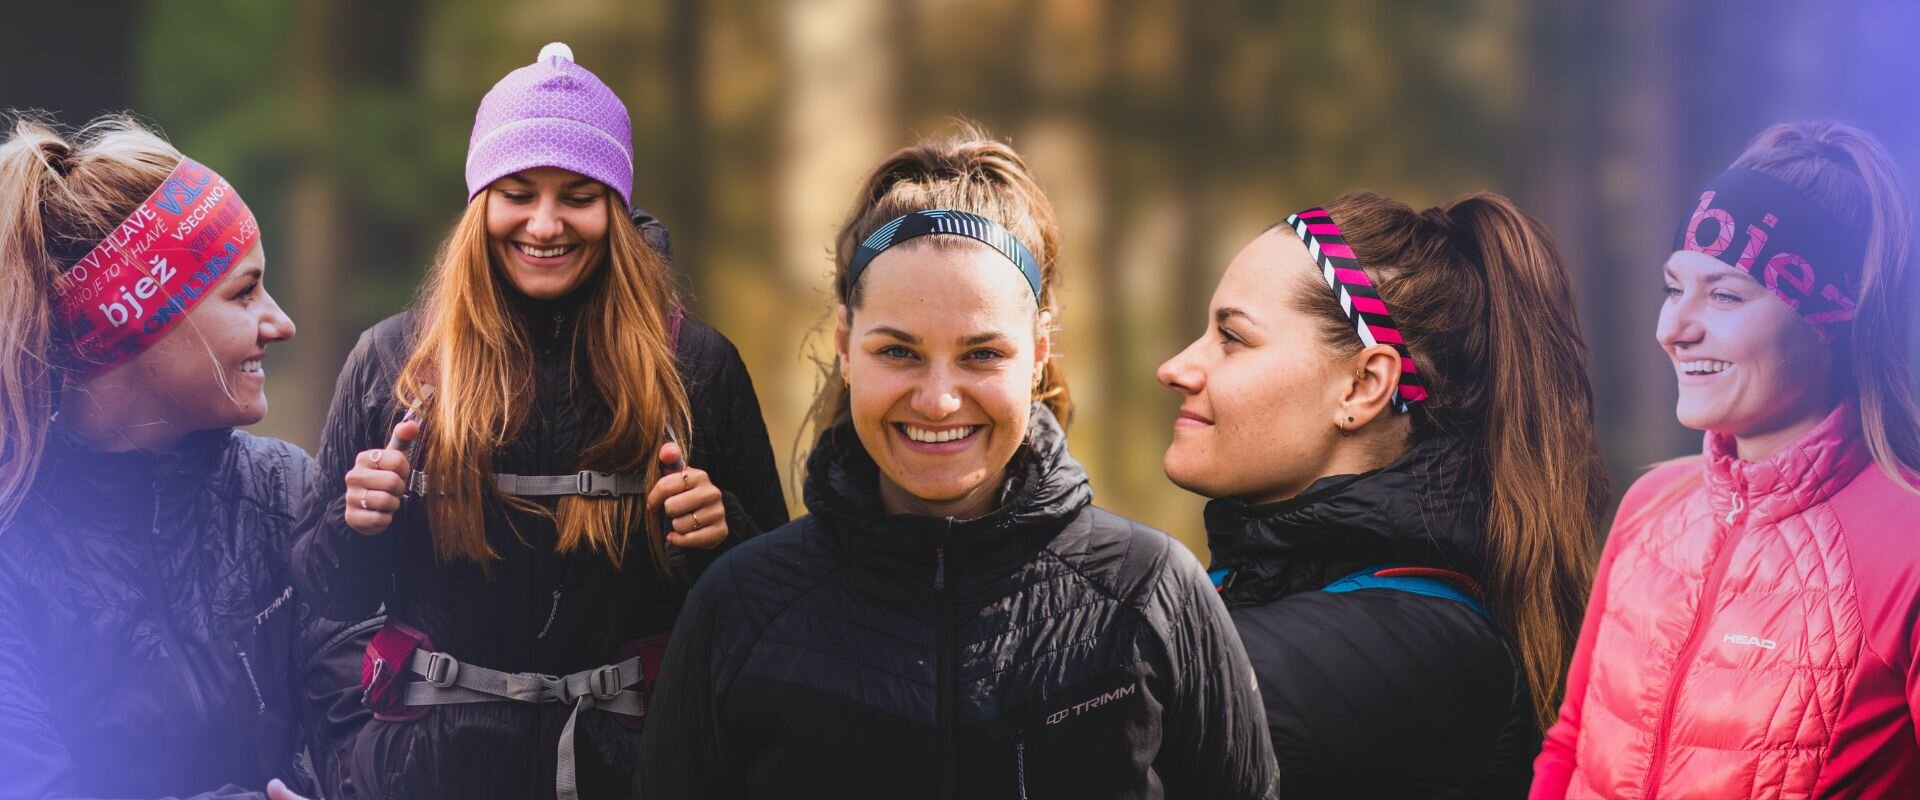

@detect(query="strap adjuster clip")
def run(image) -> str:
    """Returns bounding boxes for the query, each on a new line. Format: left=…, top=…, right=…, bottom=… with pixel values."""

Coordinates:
left=423, top=652, right=461, bottom=687
left=578, top=471, right=618, bottom=497
left=590, top=664, right=623, bottom=700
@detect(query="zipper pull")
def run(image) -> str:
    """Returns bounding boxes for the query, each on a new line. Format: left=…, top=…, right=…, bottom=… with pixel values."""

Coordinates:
left=933, top=545, right=945, bottom=592
left=231, top=643, right=268, bottom=714
left=1725, top=494, right=1744, bottom=525
left=1014, top=729, right=1029, bottom=800
left=536, top=587, right=563, bottom=639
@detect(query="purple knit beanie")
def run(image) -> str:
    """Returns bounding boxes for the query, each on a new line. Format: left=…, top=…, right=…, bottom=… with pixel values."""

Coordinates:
left=465, top=42, right=634, bottom=206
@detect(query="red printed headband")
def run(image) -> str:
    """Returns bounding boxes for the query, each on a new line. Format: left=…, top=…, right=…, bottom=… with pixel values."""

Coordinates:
left=52, top=158, right=260, bottom=380
left=1283, top=207, right=1428, bottom=413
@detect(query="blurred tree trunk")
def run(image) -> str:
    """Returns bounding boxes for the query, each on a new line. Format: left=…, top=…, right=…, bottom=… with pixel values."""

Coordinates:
left=1522, top=0, right=1686, bottom=524
left=772, top=0, right=901, bottom=501
left=0, top=1, right=137, bottom=119
left=276, top=0, right=344, bottom=454
left=666, top=0, right=709, bottom=287
left=1608, top=0, right=1688, bottom=491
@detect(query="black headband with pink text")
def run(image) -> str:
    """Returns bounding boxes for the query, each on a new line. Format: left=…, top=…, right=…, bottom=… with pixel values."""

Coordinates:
left=1283, top=208, right=1428, bottom=413
left=1673, top=168, right=1865, bottom=340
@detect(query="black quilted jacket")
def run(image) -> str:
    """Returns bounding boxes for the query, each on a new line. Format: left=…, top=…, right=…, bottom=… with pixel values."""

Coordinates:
left=636, top=407, right=1278, bottom=800
left=0, top=428, right=371, bottom=800
left=1206, top=436, right=1540, bottom=799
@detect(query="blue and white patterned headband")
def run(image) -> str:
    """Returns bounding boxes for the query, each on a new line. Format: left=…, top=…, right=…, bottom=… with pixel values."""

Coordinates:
left=846, top=209, right=1043, bottom=301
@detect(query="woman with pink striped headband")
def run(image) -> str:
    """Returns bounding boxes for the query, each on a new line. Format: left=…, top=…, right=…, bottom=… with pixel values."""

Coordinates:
left=1158, top=190, right=1609, bottom=797
left=1534, top=123, right=1920, bottom=800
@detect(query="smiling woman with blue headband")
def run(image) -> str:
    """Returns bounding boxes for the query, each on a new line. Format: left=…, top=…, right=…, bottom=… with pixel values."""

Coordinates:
left=636, top=124, right=1277, bottom=800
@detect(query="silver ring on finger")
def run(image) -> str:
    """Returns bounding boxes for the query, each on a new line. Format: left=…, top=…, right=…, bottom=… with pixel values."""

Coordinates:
left=359, top=492, right=370, bottom=511
left=370, top=449, right=383, bottom=467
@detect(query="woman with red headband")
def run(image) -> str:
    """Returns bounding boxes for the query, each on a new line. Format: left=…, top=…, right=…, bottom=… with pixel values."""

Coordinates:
left=289, top=43, right=786, bottom=799
left=1157, top=192, right=1610, bottom=797
left=0, top=114, right=366, bottom=799
left=1533, top=122, right=1920, bottom=799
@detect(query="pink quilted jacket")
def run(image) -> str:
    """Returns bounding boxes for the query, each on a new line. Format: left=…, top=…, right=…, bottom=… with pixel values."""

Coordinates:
left=1533, top=402, right=1920, bottom=799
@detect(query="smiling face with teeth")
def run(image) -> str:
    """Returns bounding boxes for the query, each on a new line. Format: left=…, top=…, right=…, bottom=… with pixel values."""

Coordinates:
left=1658, top=249, right=1841, bottom=460
left=485, top=167, right=612, bottom=300
left=67, top=243, right=296, bottom=450
left=835, top=240, right=1051, bottom=520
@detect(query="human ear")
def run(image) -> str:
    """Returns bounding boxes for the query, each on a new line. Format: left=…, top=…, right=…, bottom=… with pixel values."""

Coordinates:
left=1338, top=344, right=1402, bottom=430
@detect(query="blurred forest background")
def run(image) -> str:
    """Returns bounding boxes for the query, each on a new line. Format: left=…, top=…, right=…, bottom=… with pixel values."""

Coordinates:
left=6, top=0, right=1918, bottom=556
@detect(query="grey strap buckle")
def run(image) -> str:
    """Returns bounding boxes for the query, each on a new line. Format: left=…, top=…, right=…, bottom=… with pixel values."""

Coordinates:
left=589, top=664, right=623, bottom=700
left=577, top=471, right=618, bottom=497
left=422, top=652, right=461, bottom=688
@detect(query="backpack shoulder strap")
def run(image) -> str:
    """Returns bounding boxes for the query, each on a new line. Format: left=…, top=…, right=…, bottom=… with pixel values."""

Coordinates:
left=1321, top=565, right=1491, bottom=619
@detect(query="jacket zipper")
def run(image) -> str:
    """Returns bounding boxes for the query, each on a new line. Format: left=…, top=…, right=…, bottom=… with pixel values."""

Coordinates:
left=1013, top=728, right=1029, bottom=800
left=536, top=586, right=564, bottom=639
left=232, top=642, right=267, bottom=714
left=934, top=519, right=956, bottom=800
left=142, top=479, right=210, bottom=725
left=1643, top=488, right=1748, bottom=796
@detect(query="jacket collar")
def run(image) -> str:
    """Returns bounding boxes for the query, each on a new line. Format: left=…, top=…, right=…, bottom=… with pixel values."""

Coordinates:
left=1703, top=400, right=1868, bottom=526
left=1203, top=434, right=1487, bottom=605
left=30, top=426, right=234, bottom=515
left=801, top=404, right=1092, bottom=576
left=502, top=274, right=598, bottom=350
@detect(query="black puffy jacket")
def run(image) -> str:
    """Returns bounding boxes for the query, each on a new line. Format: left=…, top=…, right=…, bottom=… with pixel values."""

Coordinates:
left=636, top=407, right=1277, bottom=800
left=1206, top=436, right=1539, bottom=799
left=289, top=282, right=788, bottom=798
left=0, top=428, right=372, bottom=800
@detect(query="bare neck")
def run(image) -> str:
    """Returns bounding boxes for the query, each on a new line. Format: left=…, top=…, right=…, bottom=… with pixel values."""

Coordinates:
left=878, top=468, right=1006, bottom=521
left=57, top=386, right=188, bottom=453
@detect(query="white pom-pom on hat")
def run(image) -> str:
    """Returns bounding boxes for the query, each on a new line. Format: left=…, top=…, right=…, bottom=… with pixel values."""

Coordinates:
left=538, top=42, right=574, bottom=64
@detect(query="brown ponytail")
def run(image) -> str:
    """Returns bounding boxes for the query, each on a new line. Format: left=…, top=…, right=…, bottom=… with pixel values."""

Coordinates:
left=806, top=122, right=1071, bottom=440
left=0, top=114, right=183, bottom=531
left=1312, top=191, right=1610, bottom=729
left=1729, top=122, right=1920, bottom=491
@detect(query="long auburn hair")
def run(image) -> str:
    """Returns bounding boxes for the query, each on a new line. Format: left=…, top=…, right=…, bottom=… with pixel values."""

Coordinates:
left=0, top=114, right=183, bottom=531
left=1306, top=191, right=1611, bottom=729
left=396, top=189, right=691, bottom=571
left=804, top=123, right=1071, bottom=442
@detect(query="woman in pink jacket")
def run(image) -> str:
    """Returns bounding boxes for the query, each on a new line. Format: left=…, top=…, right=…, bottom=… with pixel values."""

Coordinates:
left=1533, top=121, right=1920, bottom=798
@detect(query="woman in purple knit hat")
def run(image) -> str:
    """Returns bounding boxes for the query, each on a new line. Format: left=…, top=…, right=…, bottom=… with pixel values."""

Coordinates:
left=290, top=43, right=787, bottom=799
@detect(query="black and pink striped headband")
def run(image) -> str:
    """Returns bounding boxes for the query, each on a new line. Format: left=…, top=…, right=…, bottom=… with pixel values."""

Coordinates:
left=1284, top=207, right=1428, bottom=413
